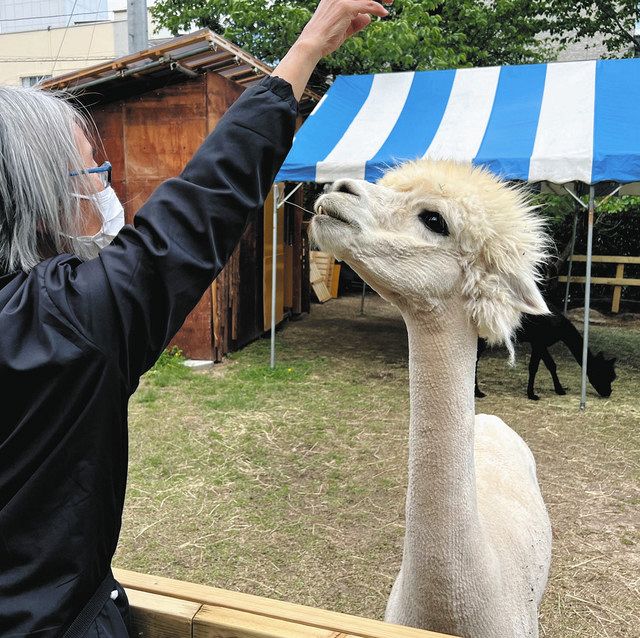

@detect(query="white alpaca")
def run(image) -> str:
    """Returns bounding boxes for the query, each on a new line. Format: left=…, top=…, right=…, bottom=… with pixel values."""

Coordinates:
left=310, top=161, right=552, bottom=638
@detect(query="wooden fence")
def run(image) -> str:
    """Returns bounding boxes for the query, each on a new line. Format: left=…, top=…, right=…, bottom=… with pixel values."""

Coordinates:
left=115, top=569, right=457, bottom=638
left=558, top=255, right=640, bottom=313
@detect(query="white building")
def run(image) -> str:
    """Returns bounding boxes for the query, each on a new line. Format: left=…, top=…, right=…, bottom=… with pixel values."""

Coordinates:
left=0, top=0, right=173, bottom=86
left=0, top=0, right=109, bottom=34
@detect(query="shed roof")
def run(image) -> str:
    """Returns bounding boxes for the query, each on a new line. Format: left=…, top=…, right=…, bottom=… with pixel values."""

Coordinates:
left=42, top=29, right=320, bottom=113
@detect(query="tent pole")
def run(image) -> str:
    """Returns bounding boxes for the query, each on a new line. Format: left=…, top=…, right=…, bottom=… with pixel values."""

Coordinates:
left=563, top=207, right=579, bottom=315
left=580, top=186, right=595, bottom=410
left=270, top=186, right=279, bottom=369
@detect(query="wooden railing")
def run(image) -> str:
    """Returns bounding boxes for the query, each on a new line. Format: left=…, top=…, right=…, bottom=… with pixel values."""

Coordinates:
left=558, top=255, right=640, bottom=313
left=115, top=569, right=457, bottom=638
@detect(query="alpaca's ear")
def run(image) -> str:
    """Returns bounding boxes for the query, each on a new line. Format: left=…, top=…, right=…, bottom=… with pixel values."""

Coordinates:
left=509, top=273, right=549, bottom=316
left=465, top=269, right=549, bottom=360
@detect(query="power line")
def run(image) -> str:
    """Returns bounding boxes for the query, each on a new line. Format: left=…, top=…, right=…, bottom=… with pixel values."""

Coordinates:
left=0, top=56, right=112, bottom=63
left=0, top=12, right=111, bottom=24
left=51, top=0, right=80, bottom=75
left=86, top=0, right=105, bottom=60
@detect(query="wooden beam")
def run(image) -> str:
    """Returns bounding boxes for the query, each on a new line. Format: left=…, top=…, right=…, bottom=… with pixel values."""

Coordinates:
left=43, top=27, right=320, bottom=108
left=43, top=30, right=214, bottom=89
left=115, top=569, right=455, bottom=638
left=557, top=276, right=640, bottom=286
left=568, top=255, right=640, bottom=264
left=193, top=605, right=339, bottom=638
left=126, top=588, right=202, bottom=638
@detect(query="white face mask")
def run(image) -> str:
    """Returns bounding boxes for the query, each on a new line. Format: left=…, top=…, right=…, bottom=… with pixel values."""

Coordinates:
left=73, top=186, right=125, bottom=252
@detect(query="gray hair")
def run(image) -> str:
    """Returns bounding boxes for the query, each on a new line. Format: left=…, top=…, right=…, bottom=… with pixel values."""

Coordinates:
left=0, top=85, right=99, bottom=274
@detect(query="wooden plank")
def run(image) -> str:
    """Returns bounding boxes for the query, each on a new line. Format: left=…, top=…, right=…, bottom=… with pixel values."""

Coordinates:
left=309, top=265, right=331, bottom=302
left=206, top=72, right=244, bottom=133
left=312, top=286, right=331, bottom=304
left=123, top=81, right=206, bottom=181
left=331, top=264, right=341, bottom=299
left=114, top=570, right=455, bottom=638
left=284, top=244, right=294, bottom=309
left=568, top=255, right=640, bottom=264
left=310, top=252, right=335, bottom=296
left=557, top=276, right=640, bottom=286
left=222, top=266, right=229, bottom=357
left=91, top=103, right=128, bottom=220
left=43, top=30, right=214, bottom=89
left=193, top=605, right=338, bottom=638
left=301, top=230, right=311, bottom=314
left=323, top=259, right=334, bottom=290
left=229, top=250, right=237, bottom=343
left=211, top=280, right=221, bottom=362
left=612, top=263, right=625, bottom=313
left=310, top=263, right=325, bottom=284
left=167, top=284, right=214, bottom=360
left=126, top=588, right=202, bottom=638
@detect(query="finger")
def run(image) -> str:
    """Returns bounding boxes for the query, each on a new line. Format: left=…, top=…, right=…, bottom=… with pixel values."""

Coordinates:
left=349, top=0, right=389, bottom=18
left=346, top=13, right=372, bottom=37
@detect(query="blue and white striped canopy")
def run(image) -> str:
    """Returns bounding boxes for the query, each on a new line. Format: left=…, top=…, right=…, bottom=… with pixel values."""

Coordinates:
left=276, top=59, right=640, bottom=185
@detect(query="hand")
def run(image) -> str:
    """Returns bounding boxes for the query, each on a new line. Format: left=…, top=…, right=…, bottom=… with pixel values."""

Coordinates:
left=272, top=0, right=392, bottom=100
left=298, top=0, right=392, bottom=58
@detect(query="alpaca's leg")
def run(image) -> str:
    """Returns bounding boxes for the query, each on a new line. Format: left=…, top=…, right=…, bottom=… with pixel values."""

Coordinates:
left=527, top=349, right=542, bottom=400
left=540, top=347, right=566, bottom=395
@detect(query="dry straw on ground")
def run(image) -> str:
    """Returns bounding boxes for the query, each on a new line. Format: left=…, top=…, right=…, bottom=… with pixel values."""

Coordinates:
left=118, top=294, right=639, bottom=638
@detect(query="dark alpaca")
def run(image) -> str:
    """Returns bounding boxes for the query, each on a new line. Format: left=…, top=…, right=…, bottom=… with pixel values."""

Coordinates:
left=475, top=305, right=617, bottom=400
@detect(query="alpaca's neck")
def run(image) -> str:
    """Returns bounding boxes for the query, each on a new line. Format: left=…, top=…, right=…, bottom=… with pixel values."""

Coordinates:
left=556, top=315, right=589, bottom=366
left=401, top=302, right=496, bottom=597
left=557, top=315, right=598, bottom=371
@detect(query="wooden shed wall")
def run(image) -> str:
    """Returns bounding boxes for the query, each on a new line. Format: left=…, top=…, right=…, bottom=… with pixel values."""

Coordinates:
left=91, top=72, right=273, bottom=361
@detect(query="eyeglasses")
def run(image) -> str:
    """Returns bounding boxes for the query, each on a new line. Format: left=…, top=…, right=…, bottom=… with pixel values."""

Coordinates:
left=69, top=161, right=112, bottom=188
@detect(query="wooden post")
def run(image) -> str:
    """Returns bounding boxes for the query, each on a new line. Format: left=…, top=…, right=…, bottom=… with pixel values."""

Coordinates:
left=611, top=263, right=625, bottom=313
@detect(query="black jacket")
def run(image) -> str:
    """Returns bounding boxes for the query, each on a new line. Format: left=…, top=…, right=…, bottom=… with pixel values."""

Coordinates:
left=0, top=76, right=297, bottom=637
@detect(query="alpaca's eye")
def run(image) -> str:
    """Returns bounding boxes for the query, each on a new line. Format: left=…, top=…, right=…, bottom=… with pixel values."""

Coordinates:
left=418, top=210, right=449, bottom=236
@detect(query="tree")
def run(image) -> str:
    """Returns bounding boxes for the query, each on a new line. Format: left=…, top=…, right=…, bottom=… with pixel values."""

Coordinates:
left=150, top=1, right=639, bottom=93
left=150, top=0, right=557, bottom=91
left=545, top=0, right=640, bottom=57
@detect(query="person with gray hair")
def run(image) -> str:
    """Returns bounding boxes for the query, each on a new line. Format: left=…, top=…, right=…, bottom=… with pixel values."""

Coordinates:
left=0, top=88, right=108, bottom=272
left=0, top=1, right=391, bottom=636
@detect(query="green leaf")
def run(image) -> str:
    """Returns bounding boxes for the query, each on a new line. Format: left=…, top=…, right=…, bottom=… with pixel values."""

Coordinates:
left=151, top=0, right=638, bottom=94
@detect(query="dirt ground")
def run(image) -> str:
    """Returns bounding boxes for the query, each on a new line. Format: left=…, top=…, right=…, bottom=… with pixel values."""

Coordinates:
left=118, top=293, right=640, bottom=638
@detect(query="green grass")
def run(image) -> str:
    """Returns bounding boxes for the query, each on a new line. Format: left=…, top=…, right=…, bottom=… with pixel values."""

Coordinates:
left=115, top=296, right=640, bottom=636
left=588, top=323, right=640, bottom=369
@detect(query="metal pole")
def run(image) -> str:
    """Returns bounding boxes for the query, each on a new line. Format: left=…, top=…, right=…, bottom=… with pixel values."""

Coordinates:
left=563, top=209, right=579, bottom=314
left=360, top=282, right=367, bottom=315
left=580, top=186, right=595, bottom=410
left=127, top=0, right=148, bottom=54
left=269, top=186, right=279, bottom=369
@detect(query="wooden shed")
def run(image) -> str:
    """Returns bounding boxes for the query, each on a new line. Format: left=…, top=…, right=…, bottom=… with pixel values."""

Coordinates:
left=43, top=30, right=317, bottom=361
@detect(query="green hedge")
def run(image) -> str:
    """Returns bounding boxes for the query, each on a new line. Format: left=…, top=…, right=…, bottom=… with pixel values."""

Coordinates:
left=537, top=193, right=640, bottom=309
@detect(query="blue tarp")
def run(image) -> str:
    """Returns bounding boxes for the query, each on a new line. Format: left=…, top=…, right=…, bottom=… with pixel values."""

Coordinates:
left=276, top=58, right=640, bottom=185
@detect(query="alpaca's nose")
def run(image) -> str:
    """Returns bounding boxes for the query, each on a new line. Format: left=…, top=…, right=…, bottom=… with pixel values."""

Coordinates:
left=331, top=179, right=362, bottom=198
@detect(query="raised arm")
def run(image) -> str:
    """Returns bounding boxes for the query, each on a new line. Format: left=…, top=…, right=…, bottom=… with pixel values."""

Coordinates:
left=41, top=0, right=392, bottom=390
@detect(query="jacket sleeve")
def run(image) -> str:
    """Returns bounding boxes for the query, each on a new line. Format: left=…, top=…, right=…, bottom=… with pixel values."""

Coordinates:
left=40, top=76, right=298, bottom=391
